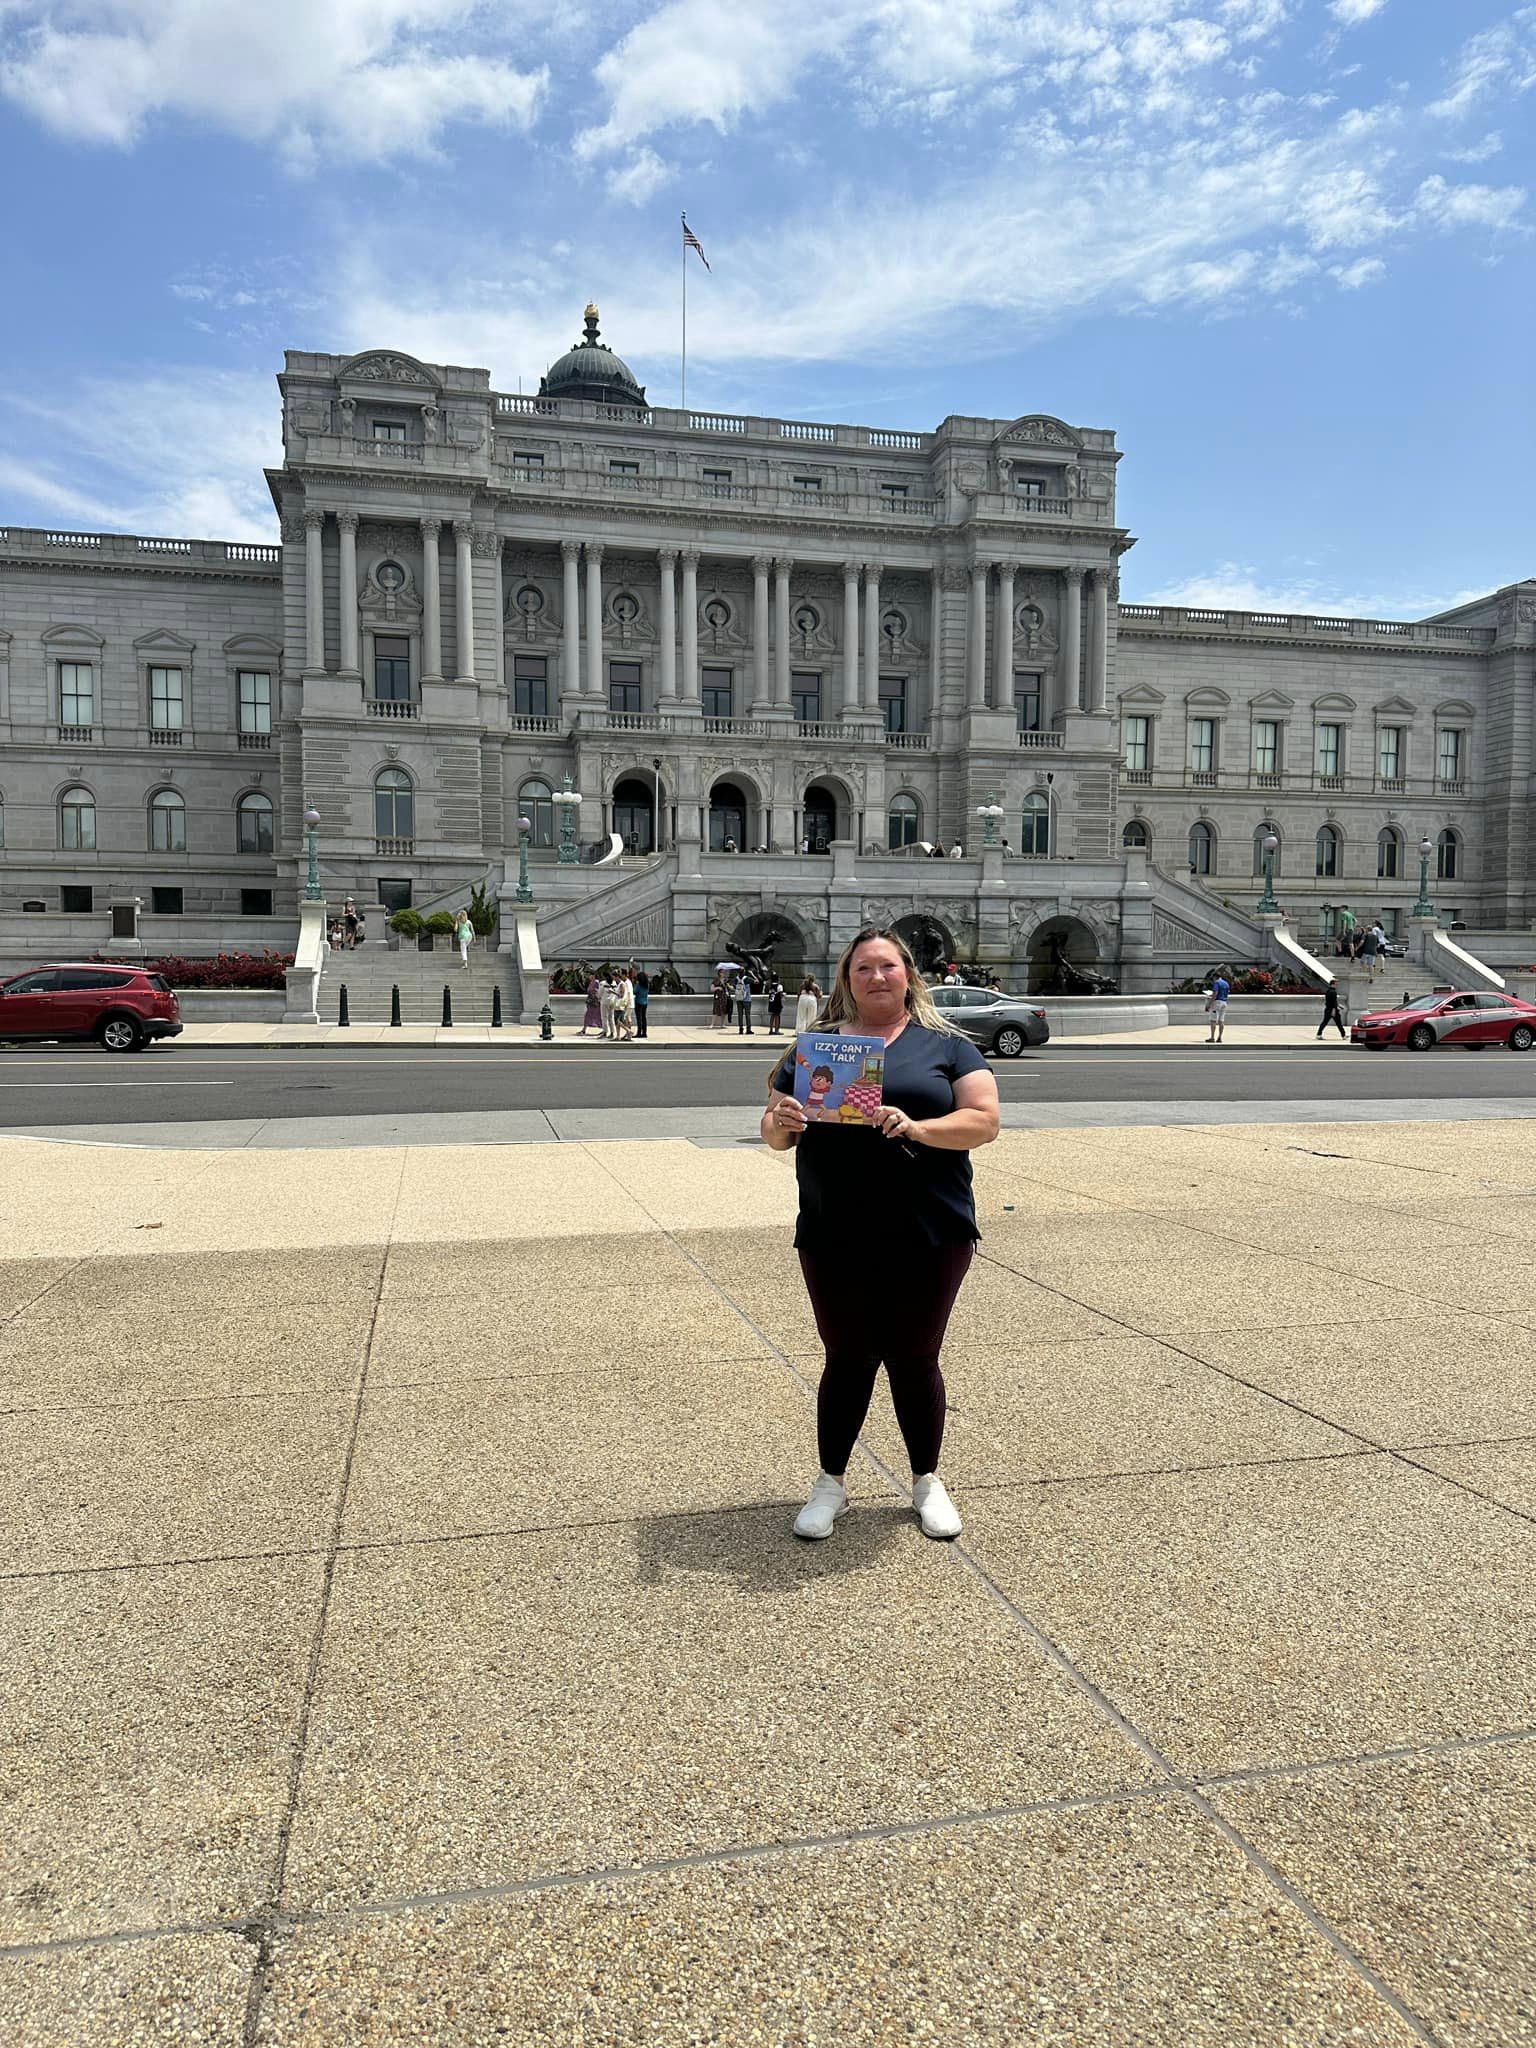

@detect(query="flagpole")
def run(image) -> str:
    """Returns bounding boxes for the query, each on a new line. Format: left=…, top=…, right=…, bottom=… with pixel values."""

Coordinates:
left=680, top=212, right=688, bottom=412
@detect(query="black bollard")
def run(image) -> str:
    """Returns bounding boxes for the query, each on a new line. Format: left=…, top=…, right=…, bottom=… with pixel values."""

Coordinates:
left=390, top=984, right=401, bottom=1028
left=338, top=984, right=350, bottom=1028
left=442, top=984, right=453, bottom=1028
left=491, top=985, right=503, bottom=1029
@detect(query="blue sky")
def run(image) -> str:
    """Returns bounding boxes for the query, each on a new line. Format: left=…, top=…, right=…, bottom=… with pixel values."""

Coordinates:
left=0, top=0, right=1531, bottom=616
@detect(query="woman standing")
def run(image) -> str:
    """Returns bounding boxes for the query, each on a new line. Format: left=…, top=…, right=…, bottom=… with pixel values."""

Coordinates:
left=794, top=977, right=822, bottom=1034
left=455, top=908, right=475, bottom=968
left=598, top=971, right=617, bottom=1040
left=762, top=928, right=1000, bottom=1543
left=710, top=975, right=731, bottom=1031
left=633, top=969, right=651, bottom=1039
left=766, top=976, right=785, bottom=1035
left=615, top=971, right=635, bottom=1041
left=580, top=974, right=602, bottom=1036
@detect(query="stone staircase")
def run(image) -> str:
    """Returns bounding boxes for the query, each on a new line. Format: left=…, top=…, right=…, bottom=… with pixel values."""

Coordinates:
left=318, top=946, right=520, bottom=1025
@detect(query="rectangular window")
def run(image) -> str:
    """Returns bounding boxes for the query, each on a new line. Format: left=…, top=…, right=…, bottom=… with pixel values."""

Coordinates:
left=1438, top=727, right=1463, bottom=780
left=59, top=661, right=94, bottom=726
left=701, top=667, right=733, bottom=720
left=1381, top=908, right=1401, bottom=939
left=1189, top=717, right=1215, bottom=774
left=1253, top=720, right=1279, bottom=775
left=238, top=670, right=272, bottom=734
left=372, top=420, right=407, bottom=442
left=512, top=450, right=544, bottom=471
left=240, top=888, right=274, bottom=917
left=608, top=660, right=642, bottom=713
left=1015, top=671, right=1043, bottom=732
left=513, top=654, right=549, bottom=717
left=791, top=474, right=822, bottom=492
left=60, top=884, right=94, bottom=913
left=609, top=459, right=640, bottom=476
left=1124, top=715, right=1150, bottom=773
left=1378, top=726, right=1402, bottom=779
left=880, top=483, right=909, bottom=501
left=792, top=672, right=821, bottom=723
left=1317, top=723, right=1341, bottom=776
left=702, top=467, right=732, bottom=485
left=879, top=675, right=906, bottom=734
left=151, top=886, right=184, bottom=916
left=373, top=634, right=411, bottom=701
left=149, top=665, right=184, bottom=730
left=1015, top=477, right=1047, bottom=497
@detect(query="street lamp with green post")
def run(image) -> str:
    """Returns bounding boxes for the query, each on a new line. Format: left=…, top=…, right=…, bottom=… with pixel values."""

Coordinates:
left=552, top=776, right=583, bottom=865
left=1257, top=832, right=1279, bottom=914
left=303, top=803, right=322, bottom=902
left=514, top=815, right=534, bottom=904
left=1413, top=835, right=1436, bottom=918
left=974, top=796, right=1005, bottom=849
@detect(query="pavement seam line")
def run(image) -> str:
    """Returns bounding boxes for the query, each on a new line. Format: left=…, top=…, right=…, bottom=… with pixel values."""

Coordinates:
left=238, top=1146, right=409, bottom=2048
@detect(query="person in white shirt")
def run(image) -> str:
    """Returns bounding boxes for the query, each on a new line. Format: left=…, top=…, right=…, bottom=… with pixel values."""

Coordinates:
left=614, top=974, right=635, bottom=1040
left=598, top=974, right=616, bottom=1039
left=794, top=978, right=822, bottom=1033
left=949, top=842, right=964, bottom=858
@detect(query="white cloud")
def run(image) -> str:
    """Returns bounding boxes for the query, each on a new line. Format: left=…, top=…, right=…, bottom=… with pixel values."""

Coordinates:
left=0, top=0, right=549, bottom=166
left=1428, top=9, right=1536, bottom=121
left=605, top=146, right=673, bottom=205
left=1327, top=0, right=1386, bottom=25
left=1414, top=172, right=1527, bottom=231
left=1139, top=562, right=1488, bottom=620
left=1444, top=130, right=1504, bottom=163
left=1328, top=255, right=1386, bottom=287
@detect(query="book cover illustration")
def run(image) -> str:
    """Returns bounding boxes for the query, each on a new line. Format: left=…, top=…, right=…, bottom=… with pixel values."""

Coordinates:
left=791, top=1032, right=886, bottom=1126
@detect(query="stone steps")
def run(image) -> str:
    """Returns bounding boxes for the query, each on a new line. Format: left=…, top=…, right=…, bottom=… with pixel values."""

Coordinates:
left=319, top=950, right=518, bottom=1024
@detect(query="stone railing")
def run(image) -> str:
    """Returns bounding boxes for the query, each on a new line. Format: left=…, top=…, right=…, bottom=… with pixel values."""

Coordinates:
left=1017, top=731, right=1066, bottom=750
left=1117, top=603, right=1496, bottom=647
left=884, top=731, right=931, bottom=749
left=0, top=525, right=282, bottom=572
left=367, top=698, right=420, bottom=719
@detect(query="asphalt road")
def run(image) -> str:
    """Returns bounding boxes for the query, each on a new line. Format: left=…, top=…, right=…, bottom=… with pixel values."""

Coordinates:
left=2, top=1041, right=1536, bottom=1127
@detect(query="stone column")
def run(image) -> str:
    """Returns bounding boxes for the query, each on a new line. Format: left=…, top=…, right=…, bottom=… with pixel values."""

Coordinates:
left=561, top=540, right=580, bottom=697
left=841, top=561, right=861, bottom=721
left=751, top=555, right=772, bottom=715
left=863, top=564, right=881, bottom=712
left=657, top=549, right=678, bottom=702
left=584, top=542, right=604, bottom=697
left=303, top=509, right=325, bottom=675
left=680, top=550, right=700, bottom=706
left=927, top=566, right=942, bottom=730
left=337, top=511, right=360, bottom=677
left=967, top=559, right=990, bottom=710
left=1059, top=566, right=1083, bottom=714
left=489, top=534, right=505, bottom=692
left=453, top=519, right=475, bottom=683
left=1088, top=566, right=1110, bottom=712
left=421, top=517, right=444, bottom=682
left=773, top=557, right=793, bottom=712
left=993, top=562, right=1015, bottom=714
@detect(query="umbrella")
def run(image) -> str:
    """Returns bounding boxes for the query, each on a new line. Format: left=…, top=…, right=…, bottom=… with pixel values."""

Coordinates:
left=715, top=960, right=742, bottom=972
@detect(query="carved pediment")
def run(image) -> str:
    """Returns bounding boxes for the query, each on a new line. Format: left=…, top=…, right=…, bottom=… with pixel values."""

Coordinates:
left=1374, top=696, right=1417, bottom=718
left=998, top=414, right=1083, bottom=450
left=340, top=350, right=440, bottom=390
left=1183, top=686, right=1232, bottom=707
left=132, top=628, right=196, bottom=654
left=1117, top=685, right=1165, bottom=706
left=1250, top=690, right=1295, bottom=711
left=1311, top=693, right=1357, bottom=713
left=1433, top=698, right=1476, bottom=720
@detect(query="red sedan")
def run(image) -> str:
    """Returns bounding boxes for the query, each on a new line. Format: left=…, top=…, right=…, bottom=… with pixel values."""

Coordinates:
left=1351, top=988, right=1536, bottom=1051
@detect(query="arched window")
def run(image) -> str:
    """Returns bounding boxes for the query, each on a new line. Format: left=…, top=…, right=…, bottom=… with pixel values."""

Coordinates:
left=887, top=792, right=921, bottom=849
left=709, top=781, right=747, bottom=852
left=1021, top=791, right=1050, bottom=857
left=1377, top=826, right=1403, bottom=879
left=1315, top=824, right=1340, bottom=878
left=237, top=791, right=274, bottom=854
left=1437, top=828, right=1459, bottom=881
left=150, top=788, right=186, bottom=853
left=518, top=777, right=553, bottom=847
left=59, top=785, right=96, bottom=851
left=1188, top=821, right=1215, bottom=874
left=802, top=784, right=838, bottom=854
left=374, top=769, right=414, bottom=840
left=1252, top=824, right=1280, bottom=876
left=1121, top=819, right=1149, bottom=850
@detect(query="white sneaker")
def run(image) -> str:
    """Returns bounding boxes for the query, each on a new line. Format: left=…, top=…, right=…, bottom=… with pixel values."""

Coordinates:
left=792, top=1472, right=848, bottom=1540
left=912, top=1473, right=962, bottom=1540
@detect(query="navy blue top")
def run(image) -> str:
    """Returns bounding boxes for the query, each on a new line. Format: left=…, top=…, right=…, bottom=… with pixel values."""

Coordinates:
left=772, top=1021, right=990, bottom=1250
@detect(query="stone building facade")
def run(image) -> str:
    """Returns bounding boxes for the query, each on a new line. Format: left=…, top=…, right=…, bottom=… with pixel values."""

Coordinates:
left=1, top=308, right=1531, bottom=983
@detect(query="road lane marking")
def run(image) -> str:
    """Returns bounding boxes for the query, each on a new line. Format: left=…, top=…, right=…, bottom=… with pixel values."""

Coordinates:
left=0, top=1080, right=235, bottom=1089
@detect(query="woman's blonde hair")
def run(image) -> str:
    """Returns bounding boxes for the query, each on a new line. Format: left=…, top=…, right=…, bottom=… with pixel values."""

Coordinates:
left=767, top=928, right=959, bottom=1088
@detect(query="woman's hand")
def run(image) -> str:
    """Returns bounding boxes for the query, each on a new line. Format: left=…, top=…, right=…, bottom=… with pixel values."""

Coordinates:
left=875, top=1104, right=924, bottom=1144
left=762, top=1093, right=809, bottom=1150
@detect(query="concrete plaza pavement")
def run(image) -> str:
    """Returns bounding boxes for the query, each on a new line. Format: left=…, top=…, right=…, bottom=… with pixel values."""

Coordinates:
left=178, top=1018, right=1355, bottom=1049
left=3, top=1116, right=1536, bottom=2042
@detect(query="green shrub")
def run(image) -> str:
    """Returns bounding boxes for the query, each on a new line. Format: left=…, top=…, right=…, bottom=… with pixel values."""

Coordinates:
left=388, top=909, right=424, bottom=939
left=467, top=881, right=499, bottom=936
left=425, top=911, right=457, bottom=937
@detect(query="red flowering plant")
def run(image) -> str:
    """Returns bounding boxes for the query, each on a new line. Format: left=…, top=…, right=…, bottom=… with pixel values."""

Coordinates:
left=143, top=951, right=294, bottom=990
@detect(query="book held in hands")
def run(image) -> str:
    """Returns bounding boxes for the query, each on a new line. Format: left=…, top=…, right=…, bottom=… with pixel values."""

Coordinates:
left=791, top=1033, right=886, bottom=1126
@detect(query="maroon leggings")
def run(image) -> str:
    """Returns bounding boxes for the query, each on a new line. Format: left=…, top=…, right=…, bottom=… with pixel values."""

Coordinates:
left=797, top=1241, right=975, bottom=1477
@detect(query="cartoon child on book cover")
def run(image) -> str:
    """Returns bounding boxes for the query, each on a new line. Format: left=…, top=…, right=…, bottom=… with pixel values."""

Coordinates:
left=791, top=1033, right=886, bottom=1125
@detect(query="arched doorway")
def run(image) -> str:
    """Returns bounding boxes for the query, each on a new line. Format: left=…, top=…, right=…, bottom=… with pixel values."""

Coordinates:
left=612, top=775, right=660, bottom=855
left=1025, top=915, right=1103, bottom=994
left=801, top=783, right=839, bottom=854
left=709, top=780, right=748, bottom=851
left=893, top=914, right=955, bottom=978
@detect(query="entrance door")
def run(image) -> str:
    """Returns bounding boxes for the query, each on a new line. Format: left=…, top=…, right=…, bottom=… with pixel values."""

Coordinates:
left=612, top=777, right=655, bottom=854
left=710, top=782, right=747, bottom=851
left=802, top=789, right=836, bottom=853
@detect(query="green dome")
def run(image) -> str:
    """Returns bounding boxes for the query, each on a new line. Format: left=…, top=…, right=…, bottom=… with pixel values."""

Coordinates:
left=540, top=304, right=647, bottom=409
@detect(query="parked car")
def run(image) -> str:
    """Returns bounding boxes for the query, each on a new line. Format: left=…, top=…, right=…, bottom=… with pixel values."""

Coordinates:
left=1351, top=988, right=1536, bottom=1052
left=929, top=984, right=1050, bottom=1057
left=0, top=964, right=183, bottom=1052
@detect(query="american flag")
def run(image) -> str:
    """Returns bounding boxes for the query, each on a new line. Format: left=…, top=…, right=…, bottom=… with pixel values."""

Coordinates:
left=682, top=216, right=710, bottom=271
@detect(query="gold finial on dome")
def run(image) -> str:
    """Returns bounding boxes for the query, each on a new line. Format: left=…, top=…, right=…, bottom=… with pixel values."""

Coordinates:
left=585, top=301, right=599, bottom=319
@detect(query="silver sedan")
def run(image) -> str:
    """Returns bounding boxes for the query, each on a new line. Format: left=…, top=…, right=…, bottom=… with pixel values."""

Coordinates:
left=928, top=985, right=1050, bottom=1057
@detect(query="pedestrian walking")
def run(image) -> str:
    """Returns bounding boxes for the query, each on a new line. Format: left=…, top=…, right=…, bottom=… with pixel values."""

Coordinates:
left=1360, top=923, right=1381, bottom=979
left=733, top=971, right=754, bottom=1035
left=710, top=974, right=731, bottom=1031
left=580, top=974, right=601, bottom=1035
left=795, top=977, right=822, bottom=1034
left=766, top=976, right=785, bottom=1034
left=343, top=898, right=360, bottom=948
left=762, top=927, right=1001, bottom=1542
left=455, top=908, right=474, bottom=968
left=633, top=969, right=650, bottom=1039
left=598, top=971, right=617, bottom=1039
left=1205, top=968, right=1231, bottom=1044
left=1317, top=981, right=1348, bottom=1040
left=615, top=972, right=635, bottom=1040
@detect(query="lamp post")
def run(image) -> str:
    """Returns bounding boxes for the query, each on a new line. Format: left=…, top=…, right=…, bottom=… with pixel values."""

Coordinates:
left=1257, top=831, right=1279, bottom=914
left=651, top=755, right=663, bottom=855
left=302, top=803, right=322, bottom=902
left=515, top=815, right=533, bottom=904
left=552, top=775, right=583, bottom=865
left=975, top=797, right=1005, bottom=850
left=1413, top=834, right=1436, bottom=918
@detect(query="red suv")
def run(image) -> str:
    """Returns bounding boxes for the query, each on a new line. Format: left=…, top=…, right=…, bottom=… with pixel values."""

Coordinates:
left=0, top=964, right=183, bottom=1052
